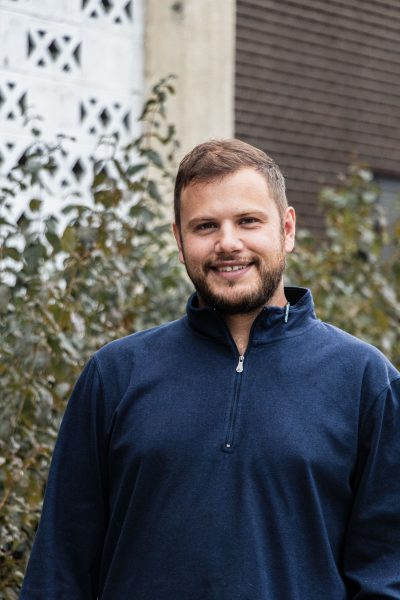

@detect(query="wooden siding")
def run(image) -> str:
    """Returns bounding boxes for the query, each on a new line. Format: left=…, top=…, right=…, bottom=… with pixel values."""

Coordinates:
left=235, top=0, right=400, bottom=233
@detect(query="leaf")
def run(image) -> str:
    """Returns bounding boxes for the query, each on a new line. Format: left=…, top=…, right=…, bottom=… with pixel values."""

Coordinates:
left=61, top=203, right=86, bottom=215
left=92, top=168, right=109, bottom=189
left=22, top=242, right=47, bottom=273
left=147, top=180, right=162, bottom=203
left=16, top=212, right=31, bottom=231
left=60, top=227, right=77, bottom=252
left=45, top=231, right=61, bottom=252
left=93, top=188, right=122, bottom=208
left=126, top=163, right=147, bottom=177
left=44, top=214, right=59, bottom=232
left=29, top=199, right=42, bottom=213
left=3, top=246, right=21, bottom=261
left=0, top=284, right=11, bottom=308
left=145, top=149, right=164, bottom=169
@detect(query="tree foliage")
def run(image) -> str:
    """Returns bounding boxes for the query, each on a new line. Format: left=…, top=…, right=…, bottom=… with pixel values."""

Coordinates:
left=0, top=77, right=190, bottom=598
left=287, top=166, right=400, bottom=367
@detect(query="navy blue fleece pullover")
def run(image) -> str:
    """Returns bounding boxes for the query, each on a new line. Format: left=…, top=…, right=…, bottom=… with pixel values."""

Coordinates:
left=21, top=287, right=400, bottom=599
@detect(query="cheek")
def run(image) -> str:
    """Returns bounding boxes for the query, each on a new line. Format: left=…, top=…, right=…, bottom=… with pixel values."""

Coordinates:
left=183, top=237, right=213, bottom=263
left=245, top=233, right=278, bottom=254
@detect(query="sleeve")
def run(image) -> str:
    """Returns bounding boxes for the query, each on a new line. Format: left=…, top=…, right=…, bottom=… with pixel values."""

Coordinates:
left=20, top=356, right=108, bottom=600
left=343, top=376, right=400, bottom=598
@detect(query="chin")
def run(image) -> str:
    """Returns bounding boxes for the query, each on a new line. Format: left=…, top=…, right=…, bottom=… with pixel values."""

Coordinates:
left=200, top=287, right=270, bottom=315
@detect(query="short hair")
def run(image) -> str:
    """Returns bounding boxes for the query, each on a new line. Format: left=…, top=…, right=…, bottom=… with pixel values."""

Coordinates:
left=174, top=139, right=288, bottom=227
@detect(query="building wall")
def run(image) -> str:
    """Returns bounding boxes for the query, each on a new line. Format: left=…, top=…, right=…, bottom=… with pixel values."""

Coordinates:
left=235, top=0, right=400, bottom=233
left=0, top=0, right=144, bottom=211
left=145, top=0, right=236, bottom=159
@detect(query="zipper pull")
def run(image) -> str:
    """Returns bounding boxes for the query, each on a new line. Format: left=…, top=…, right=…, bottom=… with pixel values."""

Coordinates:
left=236, top=355, right=244, bottom=373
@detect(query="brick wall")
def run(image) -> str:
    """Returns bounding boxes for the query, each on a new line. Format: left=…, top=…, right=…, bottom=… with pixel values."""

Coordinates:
left=235, top=0, right=400, bottom=234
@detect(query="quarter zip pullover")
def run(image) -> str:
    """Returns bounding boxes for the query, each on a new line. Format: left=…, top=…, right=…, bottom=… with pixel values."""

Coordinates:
left=21, top=288, right=400, bottom=600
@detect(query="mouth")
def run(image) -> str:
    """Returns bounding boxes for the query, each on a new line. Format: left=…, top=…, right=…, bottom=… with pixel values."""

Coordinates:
left=209, top=261, right=254, bottom=280
left=215, top=264, right=249, bottom=273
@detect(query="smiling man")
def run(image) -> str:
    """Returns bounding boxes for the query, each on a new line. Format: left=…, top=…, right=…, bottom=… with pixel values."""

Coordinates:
left=21, top=140, right=400, bottom=599
left=172, top=157, right=295, bottom=357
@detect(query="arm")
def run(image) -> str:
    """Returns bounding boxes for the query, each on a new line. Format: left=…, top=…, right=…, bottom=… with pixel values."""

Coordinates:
left=343, top=377, right=400, bottom=598
left=20, top=357, right=108, bottom=599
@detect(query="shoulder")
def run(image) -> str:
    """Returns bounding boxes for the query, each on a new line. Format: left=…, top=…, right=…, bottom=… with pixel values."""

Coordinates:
left=93, top=316, right=187, bottom=372
left=71, top=318, right=188, bottom=412
left=316, top=321, right=399, bottom=395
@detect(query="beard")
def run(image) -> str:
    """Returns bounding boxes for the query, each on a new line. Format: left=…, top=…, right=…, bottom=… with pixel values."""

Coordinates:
left=183, top=250, right=286, bottom=316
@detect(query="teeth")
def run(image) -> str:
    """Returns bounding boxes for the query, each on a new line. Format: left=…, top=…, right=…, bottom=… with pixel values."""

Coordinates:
left=217, top=265, right=247, bottom=272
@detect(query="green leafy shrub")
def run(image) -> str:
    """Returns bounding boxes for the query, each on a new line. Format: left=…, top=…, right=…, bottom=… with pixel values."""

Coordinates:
left=287, top=166, right=400, bottom=367
left=0, top=77, right=191, bottom=597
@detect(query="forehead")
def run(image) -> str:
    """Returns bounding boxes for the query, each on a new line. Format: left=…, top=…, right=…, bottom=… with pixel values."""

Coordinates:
left=180, top=168, right=277, bottom=221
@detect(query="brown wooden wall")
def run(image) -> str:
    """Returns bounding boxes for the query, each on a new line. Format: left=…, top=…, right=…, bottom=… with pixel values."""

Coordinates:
left=235, top=0, right=400, bottom=234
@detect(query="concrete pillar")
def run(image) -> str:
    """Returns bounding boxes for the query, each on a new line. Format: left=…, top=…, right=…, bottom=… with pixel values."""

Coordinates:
left=144, top=0, right=236, bottom=158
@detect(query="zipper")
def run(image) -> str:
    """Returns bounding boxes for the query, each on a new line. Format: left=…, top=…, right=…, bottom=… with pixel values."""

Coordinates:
left=219, top=302, right=289, bottom=453
left=236, top=355, right=244, bottom=373
left=217, top=308, right=265, bottom=453
left=223, top=355, right=245, bottom=451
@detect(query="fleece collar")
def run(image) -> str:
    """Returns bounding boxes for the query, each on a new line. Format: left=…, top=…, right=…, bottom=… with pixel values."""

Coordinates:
left=186, top=287, right=319, bottom=349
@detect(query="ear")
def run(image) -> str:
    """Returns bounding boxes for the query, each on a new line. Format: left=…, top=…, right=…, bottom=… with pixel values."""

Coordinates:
left=172, top=223, right=185, bottom=264
left=283, top=207, right=296, bottom=253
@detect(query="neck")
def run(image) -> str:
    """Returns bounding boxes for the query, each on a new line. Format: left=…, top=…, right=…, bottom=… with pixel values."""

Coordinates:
left=222, top=287, right=288, bottom=355
left=223, top=311, right=260, bottom=356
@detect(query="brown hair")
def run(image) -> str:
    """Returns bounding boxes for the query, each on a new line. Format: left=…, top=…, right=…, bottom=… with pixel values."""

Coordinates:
left=174, top=139, right=288, bottom=227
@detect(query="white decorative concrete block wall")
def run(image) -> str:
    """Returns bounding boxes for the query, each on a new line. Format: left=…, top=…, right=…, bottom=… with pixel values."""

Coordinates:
left=0, top=0, right=144, bottom=209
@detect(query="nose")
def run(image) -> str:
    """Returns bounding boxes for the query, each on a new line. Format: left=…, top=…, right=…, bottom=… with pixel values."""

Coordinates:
left=215, top=224, right=244, bottom=254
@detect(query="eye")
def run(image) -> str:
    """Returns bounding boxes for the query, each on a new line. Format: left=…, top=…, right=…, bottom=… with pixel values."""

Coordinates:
left=196, top=222, right=217, bottom=231
left=240, top=217, right=259, bottom=225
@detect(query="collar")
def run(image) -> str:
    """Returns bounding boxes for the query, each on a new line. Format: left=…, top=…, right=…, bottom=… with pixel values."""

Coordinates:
left=185, top=287, right=318, bottom=348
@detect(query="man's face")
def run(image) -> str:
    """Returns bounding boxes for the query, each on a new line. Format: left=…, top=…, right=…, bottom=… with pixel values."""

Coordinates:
left=173, top=167, right=296, bottom=314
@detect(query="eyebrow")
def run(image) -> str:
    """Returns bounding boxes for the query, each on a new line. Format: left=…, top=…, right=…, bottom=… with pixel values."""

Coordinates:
left=236, top=210, right=269, bottom=220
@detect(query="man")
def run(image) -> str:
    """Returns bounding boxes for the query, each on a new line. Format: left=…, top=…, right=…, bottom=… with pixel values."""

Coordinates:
left=21, top=139, right=400, bottom=599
